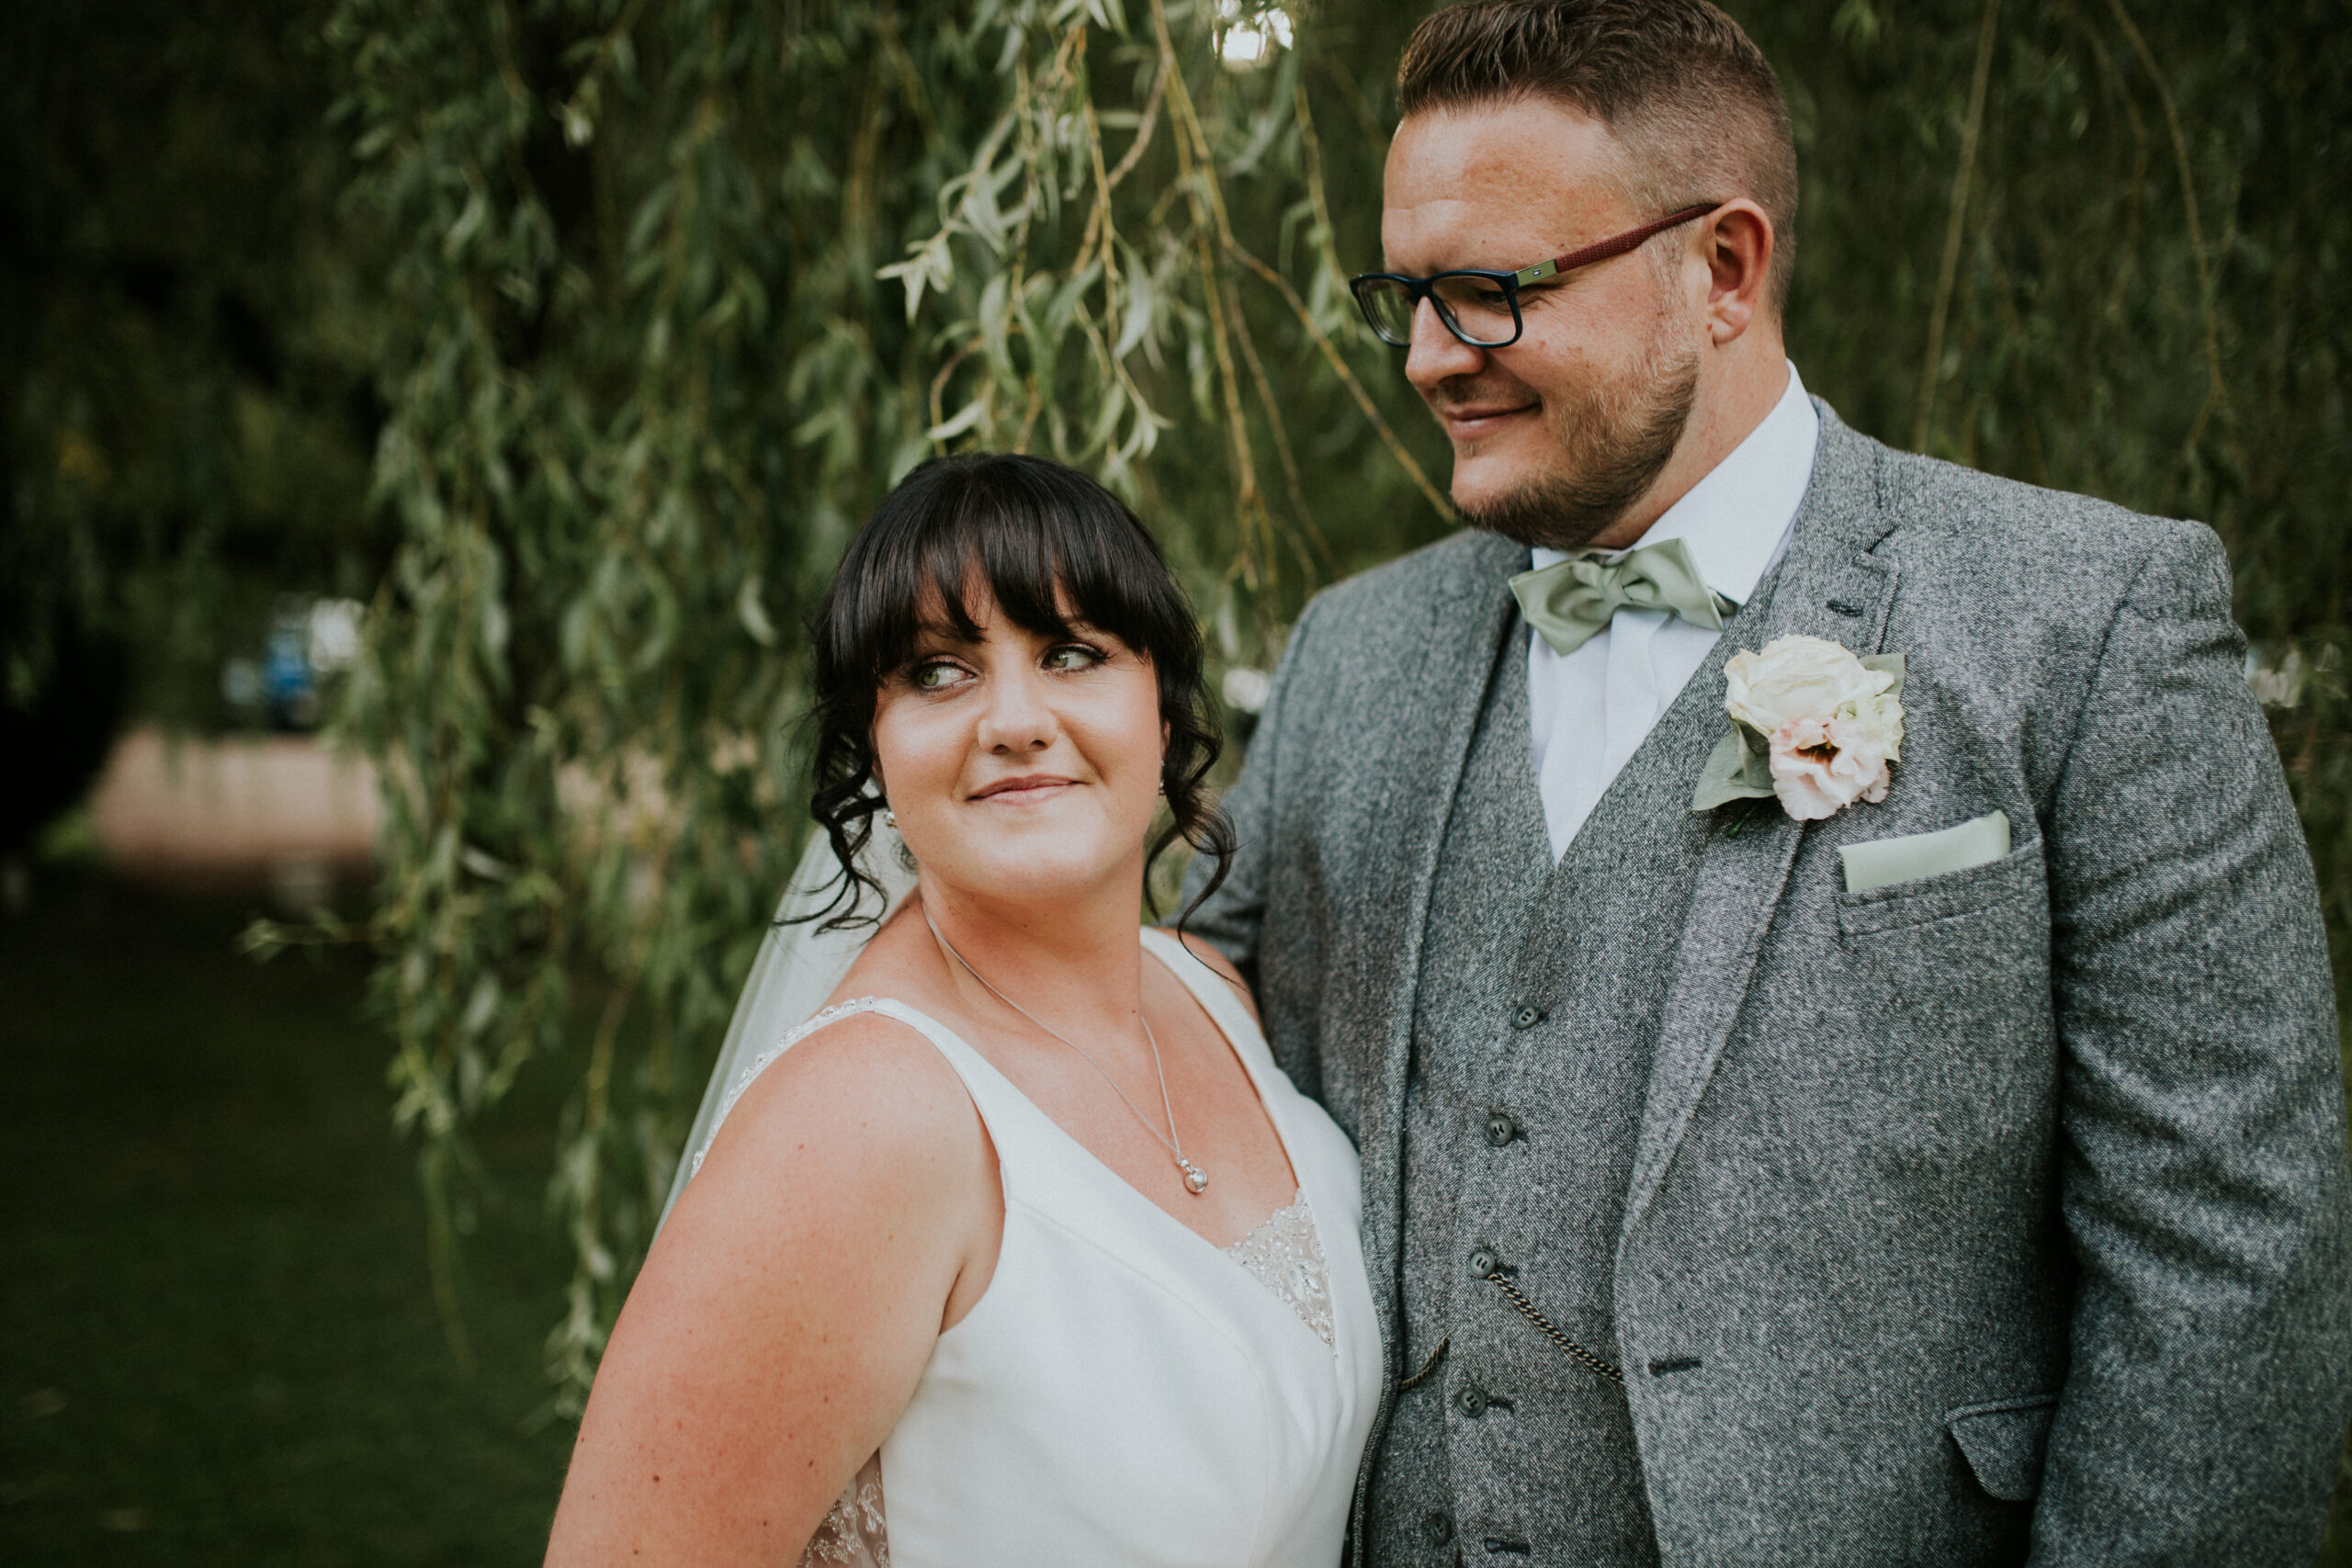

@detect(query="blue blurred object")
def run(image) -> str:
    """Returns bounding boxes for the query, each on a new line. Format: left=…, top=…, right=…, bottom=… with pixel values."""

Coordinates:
left=264, top=598, right=320, bottom=730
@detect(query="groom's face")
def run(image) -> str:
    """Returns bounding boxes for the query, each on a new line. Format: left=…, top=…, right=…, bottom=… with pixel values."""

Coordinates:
left=1383, top=99, right=1704, bottom=550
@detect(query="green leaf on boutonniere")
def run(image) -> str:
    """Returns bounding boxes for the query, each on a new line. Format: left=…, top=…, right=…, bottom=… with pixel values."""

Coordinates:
left=1690, top=718, right=1777, bottom=813
left=1860, top=650, right=1905, bottom=702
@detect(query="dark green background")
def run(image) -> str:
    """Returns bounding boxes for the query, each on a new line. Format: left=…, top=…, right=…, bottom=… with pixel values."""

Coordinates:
left=2, top=878, right=574, bottom=1562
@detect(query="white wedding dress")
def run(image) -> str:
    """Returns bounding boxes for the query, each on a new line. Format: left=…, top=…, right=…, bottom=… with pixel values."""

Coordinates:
left=691, top=925, right=1382, bottom=1568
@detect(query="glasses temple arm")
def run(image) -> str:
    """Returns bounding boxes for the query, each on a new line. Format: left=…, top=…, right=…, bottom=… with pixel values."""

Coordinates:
left=1531, top=204, right=1722, bottom=282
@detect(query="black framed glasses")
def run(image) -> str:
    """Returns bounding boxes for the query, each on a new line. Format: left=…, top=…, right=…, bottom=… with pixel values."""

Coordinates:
left=1349, top=204, right=1721, bottom=349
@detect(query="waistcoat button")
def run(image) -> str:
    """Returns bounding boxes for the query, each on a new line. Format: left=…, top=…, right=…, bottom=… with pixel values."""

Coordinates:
left=1421, top=1510, right=1453, bottom=1546
left=1468, top=1247, right=1498, bottom=1278
left=1510, top=1004, right=1544, bottom=1030
left=1454, top=1382, right=1488, bottom=1418
left=1484, top=1112, right=1518, bottom=1147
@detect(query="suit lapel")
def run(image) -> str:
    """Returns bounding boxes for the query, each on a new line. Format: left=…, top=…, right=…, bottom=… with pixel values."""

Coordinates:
left=1355, top=531, right=1524, bottom=1334
left=1619, top=408, right=1902, bottom=1250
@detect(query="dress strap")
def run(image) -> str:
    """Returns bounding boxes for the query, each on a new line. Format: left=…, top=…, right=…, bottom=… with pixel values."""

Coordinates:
left=688, top=992, right=1032, bottom=1189
left=1141, top=928, right=1265, bottom=1063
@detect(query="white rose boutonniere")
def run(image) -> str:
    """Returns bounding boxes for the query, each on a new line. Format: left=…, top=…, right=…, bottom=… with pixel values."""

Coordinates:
left=1690, top=634, right=1905, bottom=822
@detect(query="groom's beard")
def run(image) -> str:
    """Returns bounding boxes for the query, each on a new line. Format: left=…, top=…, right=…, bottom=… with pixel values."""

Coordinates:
left=1455, top=332, right=1702, bottom=553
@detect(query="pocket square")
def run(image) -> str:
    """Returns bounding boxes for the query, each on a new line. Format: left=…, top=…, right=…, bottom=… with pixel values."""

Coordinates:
left=1838, top=809, right=2011, bottom=894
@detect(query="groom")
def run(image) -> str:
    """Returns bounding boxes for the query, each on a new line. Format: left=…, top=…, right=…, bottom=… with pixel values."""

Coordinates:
left=1183, top=1, right=2352, bottom=1562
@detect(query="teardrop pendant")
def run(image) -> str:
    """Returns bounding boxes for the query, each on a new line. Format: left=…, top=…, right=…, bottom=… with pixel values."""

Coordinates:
left=1181, top=1160, right=1210, bottom=1195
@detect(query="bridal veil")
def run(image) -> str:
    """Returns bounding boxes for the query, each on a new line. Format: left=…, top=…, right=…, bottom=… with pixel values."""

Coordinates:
left=660, top=822, right=916, bottom=1226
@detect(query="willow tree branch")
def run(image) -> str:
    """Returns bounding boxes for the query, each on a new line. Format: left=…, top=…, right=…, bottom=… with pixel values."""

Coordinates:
left=1225, top=270, right=1332, bottom=572
left=1914, top=0, right=2000, bottom=453
left=1105, top=57, right=1169, bottom=194
left=2102, top=0, right=2230, bottom=472
left=1075, top=54, right=1169, bottom=270
left=1148, top=0, right=1266, bottom=581
left=1226, top=240, right=1454, bottom=525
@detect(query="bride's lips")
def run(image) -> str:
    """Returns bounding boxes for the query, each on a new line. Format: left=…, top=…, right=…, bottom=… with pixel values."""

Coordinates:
left=969, top=773, right=1079, bottom=803
left=1437, top=401, right=1537, bottom=442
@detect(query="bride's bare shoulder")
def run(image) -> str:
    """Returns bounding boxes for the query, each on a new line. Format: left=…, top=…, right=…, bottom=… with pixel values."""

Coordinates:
left=698, top=1003, right=975, bottom=1184
left=684, top=904, right=975, bottom=1172
left=653, top=1002, right=994, bottom=1325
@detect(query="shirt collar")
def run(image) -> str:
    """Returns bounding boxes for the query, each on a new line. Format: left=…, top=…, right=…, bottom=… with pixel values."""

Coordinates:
left=1529, top=360, right=1819, bottom=611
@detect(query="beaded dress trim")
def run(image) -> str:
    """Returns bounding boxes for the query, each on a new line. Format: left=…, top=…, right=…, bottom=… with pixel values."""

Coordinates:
left=1223, top=1190, right=1336, bottom=1349
left=799, top=1454, right=888, bottom=1566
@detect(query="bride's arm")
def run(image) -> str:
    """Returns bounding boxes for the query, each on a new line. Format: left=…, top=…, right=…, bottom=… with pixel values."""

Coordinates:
left=545, top=1013, right=999, bottom=1566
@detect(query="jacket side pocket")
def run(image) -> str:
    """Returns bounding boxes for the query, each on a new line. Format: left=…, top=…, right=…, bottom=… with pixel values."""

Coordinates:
left=1945, top=1393, right=2058, bottom=1502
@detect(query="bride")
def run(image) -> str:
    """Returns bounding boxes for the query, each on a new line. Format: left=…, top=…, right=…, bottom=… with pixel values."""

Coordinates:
left=545, top=453, right=1381, bottom=1566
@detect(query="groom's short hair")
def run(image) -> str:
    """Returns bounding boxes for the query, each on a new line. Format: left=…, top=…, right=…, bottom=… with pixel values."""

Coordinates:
left=1396, top=0, right=1799, bottom=312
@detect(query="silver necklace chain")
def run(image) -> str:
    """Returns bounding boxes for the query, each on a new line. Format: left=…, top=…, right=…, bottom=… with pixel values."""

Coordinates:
left=921, top=901, right=1210, bottom=1196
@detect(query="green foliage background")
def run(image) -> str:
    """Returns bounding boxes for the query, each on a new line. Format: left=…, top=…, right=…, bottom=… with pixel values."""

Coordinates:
left=8, top=0, right=2348, bottom=1417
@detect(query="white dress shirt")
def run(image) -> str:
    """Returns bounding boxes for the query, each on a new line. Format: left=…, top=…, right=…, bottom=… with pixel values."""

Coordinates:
left=1526, top=362, right=1820, bottom=860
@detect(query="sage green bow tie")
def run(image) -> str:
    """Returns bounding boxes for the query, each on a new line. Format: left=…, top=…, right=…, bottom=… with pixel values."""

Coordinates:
left=1509, top=536, right=1727, bottom=656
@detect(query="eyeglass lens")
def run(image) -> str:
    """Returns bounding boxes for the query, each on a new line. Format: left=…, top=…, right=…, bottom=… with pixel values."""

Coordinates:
left=1355, top=275, right=1521, bottom=347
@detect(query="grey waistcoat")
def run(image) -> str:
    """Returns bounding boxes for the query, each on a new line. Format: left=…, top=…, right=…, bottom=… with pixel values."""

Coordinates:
left=1367, top=584, right=1778, bottom=1565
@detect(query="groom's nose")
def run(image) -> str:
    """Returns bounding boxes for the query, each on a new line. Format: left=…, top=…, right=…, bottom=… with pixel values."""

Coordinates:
left=975, top=663, right=1056, bottom=753
left=1405, top=297, right=1488, bottom=393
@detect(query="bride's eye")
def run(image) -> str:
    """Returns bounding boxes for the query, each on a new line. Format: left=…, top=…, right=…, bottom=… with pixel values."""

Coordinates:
left=1044, top=644, right=1104, bottom=671
left=910, top=659, right=969, bottom=691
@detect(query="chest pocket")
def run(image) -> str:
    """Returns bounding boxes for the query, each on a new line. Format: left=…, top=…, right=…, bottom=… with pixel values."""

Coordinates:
left=1833, top=833, right=2044, bottom=942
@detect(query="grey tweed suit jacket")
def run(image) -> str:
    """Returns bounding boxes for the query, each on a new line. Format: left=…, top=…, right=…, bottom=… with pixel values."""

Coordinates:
left=1183, top=404, right=2352, bottom=1563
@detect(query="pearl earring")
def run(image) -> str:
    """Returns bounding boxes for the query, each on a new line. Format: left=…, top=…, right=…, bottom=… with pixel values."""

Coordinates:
left=883, top=807, right=899, bottom=829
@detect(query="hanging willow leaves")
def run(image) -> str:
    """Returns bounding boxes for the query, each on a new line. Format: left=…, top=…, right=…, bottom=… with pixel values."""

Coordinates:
left=223, top=0, right=2352, bottom=1415
left=878, top=0, right=1450, bottom=658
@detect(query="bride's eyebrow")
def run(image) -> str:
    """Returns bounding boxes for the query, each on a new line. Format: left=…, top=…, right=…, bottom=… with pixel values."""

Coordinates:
left=905, top=615, right=979, bottom=650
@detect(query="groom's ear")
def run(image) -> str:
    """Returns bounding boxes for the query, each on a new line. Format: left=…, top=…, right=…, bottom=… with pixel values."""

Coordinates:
left=1701, top=199, right=1776, bottom=344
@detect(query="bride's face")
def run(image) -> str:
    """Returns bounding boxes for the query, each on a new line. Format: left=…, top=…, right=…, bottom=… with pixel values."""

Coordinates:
left=870, top=586, right=1164, bottom=907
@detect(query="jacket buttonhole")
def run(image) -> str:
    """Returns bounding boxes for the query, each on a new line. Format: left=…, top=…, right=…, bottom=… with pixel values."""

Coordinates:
left=1646, top=1356, right=1702, bottom=1376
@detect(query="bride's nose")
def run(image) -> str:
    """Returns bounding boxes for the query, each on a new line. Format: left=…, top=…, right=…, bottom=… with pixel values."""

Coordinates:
left=975, top=663, right=1057, bottom=754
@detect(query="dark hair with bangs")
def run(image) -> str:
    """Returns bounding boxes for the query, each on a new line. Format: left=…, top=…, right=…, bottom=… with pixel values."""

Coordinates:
left=803, top=452, right=1234, bottom=931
